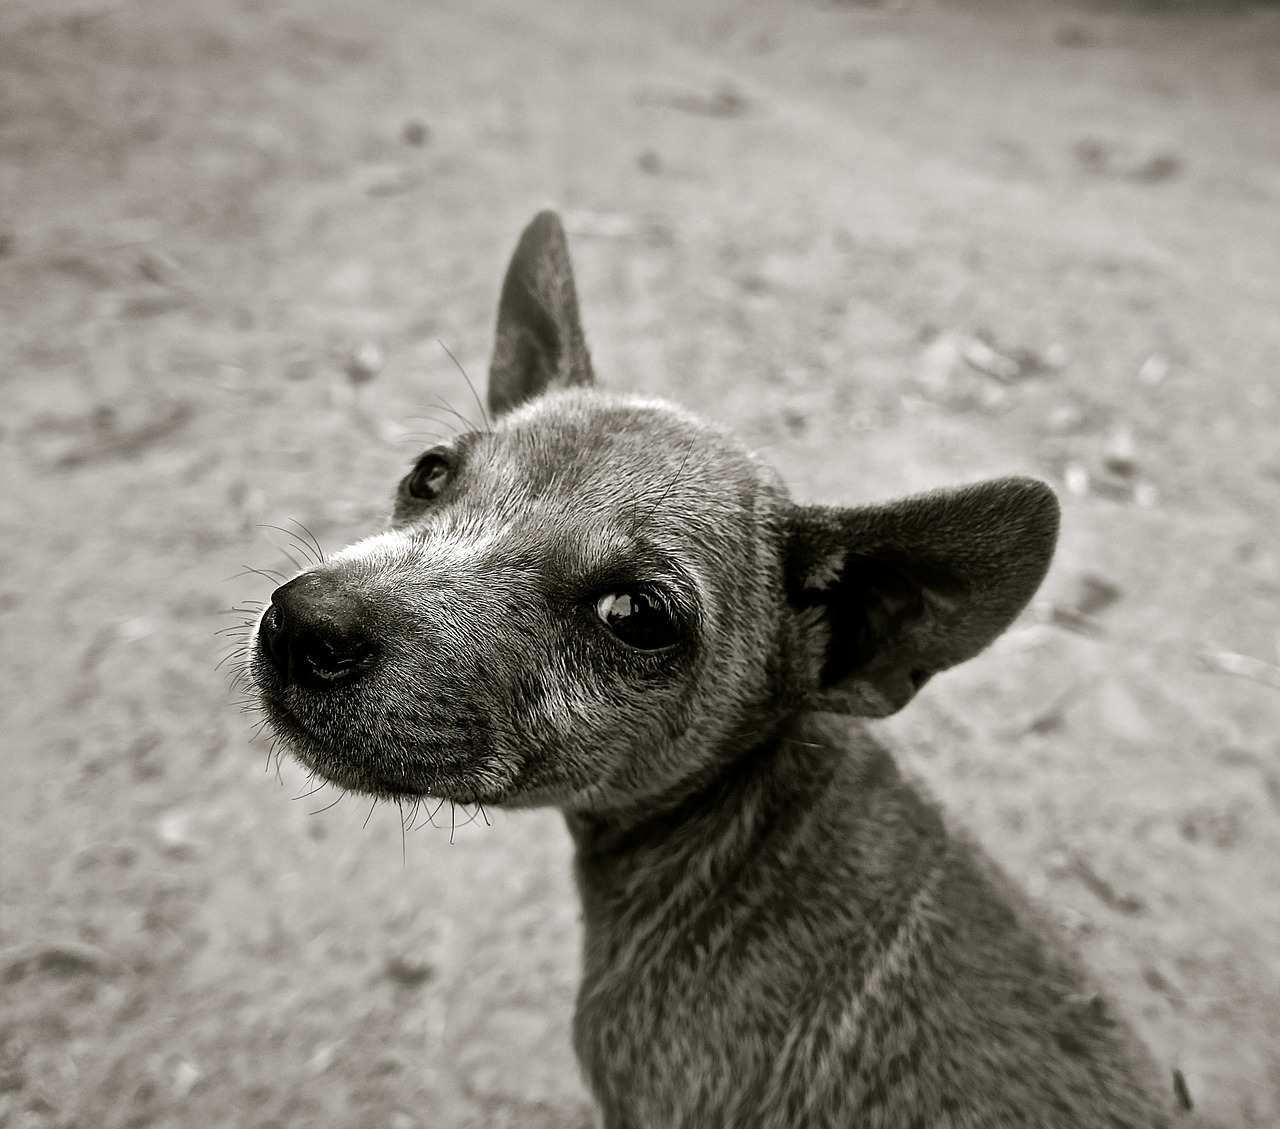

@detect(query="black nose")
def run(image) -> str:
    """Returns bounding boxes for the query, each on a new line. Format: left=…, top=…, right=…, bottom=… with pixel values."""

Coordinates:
left=259, top=573, right=377, bottom=688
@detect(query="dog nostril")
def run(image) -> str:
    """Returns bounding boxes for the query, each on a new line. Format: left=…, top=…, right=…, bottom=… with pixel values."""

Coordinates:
left=259, top=576, right=377, bottom=687
left=259, top=603, right=290, bottom=676
left=292, top=624, right=375, bottom=682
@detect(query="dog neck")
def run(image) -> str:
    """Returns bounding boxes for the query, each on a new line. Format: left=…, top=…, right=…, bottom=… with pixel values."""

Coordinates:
left=562, top=713, right=904, bottom=924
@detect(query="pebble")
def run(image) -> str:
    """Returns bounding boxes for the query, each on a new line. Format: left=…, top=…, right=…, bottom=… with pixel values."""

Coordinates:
left=172, top=1060, right=201, bottom=1101
left=1138, top=353, right=1170, bottom=387
left=157, top=809, right=206, bottom=857
left=1063, top=463, right=1090, bottom=497
left=636, top=148, right=662, bottom=175
left=384, top=952, right=435, bottom=987
left=345, top=341, right=385, bottom=385
left=402, top=119, right=430, bottom=146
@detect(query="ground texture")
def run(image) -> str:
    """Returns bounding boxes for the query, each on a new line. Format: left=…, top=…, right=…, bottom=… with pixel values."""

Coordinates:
left=2, top=0, right=1279, bottom=1126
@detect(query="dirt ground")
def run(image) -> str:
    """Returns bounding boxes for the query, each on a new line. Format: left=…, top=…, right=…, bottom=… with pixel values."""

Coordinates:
left=2, top=0, right=1279, bottom=1125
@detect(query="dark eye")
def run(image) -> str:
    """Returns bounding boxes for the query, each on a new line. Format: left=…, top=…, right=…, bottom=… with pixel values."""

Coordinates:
left=405, top=451, right=451, bottom=500
left=595, top=588, right=681, bottom=651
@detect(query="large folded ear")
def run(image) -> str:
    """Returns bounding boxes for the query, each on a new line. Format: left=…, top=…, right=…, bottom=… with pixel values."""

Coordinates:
left=487, top=210, right=594, bottom=417
left=785, top=477, right=1059, bottom=717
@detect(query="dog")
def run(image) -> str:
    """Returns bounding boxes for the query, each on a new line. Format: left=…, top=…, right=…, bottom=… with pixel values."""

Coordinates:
left=247, top=211, right=1183, bottom=1127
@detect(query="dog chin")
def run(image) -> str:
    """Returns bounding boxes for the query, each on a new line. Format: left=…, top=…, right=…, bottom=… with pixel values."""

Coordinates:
left=272, top=729, right=512, bottom=808
left=281, top=744, right=491, bottom=804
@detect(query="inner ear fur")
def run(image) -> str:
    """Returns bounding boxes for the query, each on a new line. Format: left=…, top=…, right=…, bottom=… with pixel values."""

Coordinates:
left=487, top=210, right=594, bottom=417
left=785, top=477, right=1060, bottom=718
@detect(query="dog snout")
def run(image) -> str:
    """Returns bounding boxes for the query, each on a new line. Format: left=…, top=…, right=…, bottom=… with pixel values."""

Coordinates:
left=259, top=573, right=378, bottom=688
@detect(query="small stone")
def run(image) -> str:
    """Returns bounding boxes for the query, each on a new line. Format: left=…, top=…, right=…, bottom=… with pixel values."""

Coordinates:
left=1073, top=138, right=1112, bottom=175
left=701, top=79, right=749, bottom=118
left=1054, top=23, right=1097, bottom=48
left=345, top=341, right=384, bottom=385
left=1063, top=571, right=1124, bottom=619
left=384, top=953, right=435, bottom=987
left=1137, top=353, right=1170, bottom=387
left=308, top=1041, right=340, bottom=1076
left=918, top=333, right=963, bottom=391
left=402, top=119, right=430, bottom=146
left=634, top=78, right=749, bottom=118
left=1046, top=404, right=1087, bottom=434
left=157, top=810, right=205, bottom=858
left=1132, top=151, right=1181, bottom=184
left=1172, top=1067, right=1196, bottom=1111
left=961, top=337, right=1022, bottom=382
left=1196, top=647, right=1280, bottom=691
left=1101, top=428, right=1137, bottom=477
left=636, top=148, right=662, bottom=175
left=1072, top=852, right=1147, bottom=914
left=172, top=1060, right=201, bottom=1101
left=1063, top=463, right=1090, bottom=497
left=0, top=940, right=116, bottom=981
left=137, top=249, right=185, bottom=287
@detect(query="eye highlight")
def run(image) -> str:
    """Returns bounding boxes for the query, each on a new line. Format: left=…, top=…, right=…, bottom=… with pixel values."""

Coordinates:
left=405, top=450, right=451, bottom=500
left=595, top=588, right=681, bottom=651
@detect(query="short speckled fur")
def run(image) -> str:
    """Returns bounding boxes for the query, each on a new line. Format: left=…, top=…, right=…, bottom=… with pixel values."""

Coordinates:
left=249, top=212, right=1184, bottom=1128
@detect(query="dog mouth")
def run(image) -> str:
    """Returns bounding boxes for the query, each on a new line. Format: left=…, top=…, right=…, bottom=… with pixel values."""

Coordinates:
left=272, top=713, right=511, bottom=804
left=249, top=653, right=514, bottom=805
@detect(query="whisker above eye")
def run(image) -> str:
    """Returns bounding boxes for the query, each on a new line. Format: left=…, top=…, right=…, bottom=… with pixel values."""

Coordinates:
left=438, top=339, right=491, bottom=432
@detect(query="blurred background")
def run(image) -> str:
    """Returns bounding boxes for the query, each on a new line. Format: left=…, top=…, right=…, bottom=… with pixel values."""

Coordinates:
left=2, top=0, right=1279, bottom=1125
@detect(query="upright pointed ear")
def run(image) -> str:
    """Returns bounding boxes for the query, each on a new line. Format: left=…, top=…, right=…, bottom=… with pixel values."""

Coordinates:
left=785, top=477, right=1059, bottom=718
left=487, top=210, right=594, bottom=417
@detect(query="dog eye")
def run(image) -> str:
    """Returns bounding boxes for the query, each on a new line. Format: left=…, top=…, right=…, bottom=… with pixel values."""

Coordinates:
left=595, top=589, right=680, bottom=651
left=405, top=452, right=451, bottom=500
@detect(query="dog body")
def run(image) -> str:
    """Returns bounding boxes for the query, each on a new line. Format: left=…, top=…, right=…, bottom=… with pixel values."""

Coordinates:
left=571, top=713, right=1171, bottom=1128
left=248, top=212, right=1179, bottom=1127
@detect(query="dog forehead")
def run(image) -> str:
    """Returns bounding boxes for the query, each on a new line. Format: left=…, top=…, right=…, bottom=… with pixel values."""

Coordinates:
left=486, top=389, right=764, bottom=503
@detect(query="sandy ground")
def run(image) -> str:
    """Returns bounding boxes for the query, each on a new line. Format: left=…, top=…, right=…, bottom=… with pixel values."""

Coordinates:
left=2, top=0, right=1279, bottom=1125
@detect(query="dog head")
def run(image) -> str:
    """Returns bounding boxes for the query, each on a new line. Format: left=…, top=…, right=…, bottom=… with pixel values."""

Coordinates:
left=248, top=211, right=1058, bottom=818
